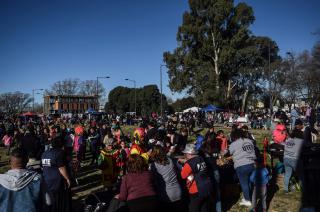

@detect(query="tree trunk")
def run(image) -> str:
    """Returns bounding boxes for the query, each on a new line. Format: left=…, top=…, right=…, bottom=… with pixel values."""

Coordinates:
left=226, top=80, right=231, bottom=99
left=215, top=69, right=220, bottom=91
left=241, top=89, right=249, bottom=112
left=211, top=31, right=220, bottom=93
left=226, top=80, right=237, bottom=100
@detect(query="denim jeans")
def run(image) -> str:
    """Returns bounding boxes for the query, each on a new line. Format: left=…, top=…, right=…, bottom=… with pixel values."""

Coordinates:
left=252, top=185, right=267, bottom=210
left=284, top=158, right=298, bottom=192
left=235, top=163, right=255, bottom=201
left=291, top=117, right=296, bottom=130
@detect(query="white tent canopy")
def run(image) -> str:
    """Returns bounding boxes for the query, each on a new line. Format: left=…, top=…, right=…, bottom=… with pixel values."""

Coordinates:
left=183, top=106, right=201, bottom=113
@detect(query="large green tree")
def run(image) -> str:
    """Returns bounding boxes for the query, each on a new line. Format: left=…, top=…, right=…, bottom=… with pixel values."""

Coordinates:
left=163, top=0, right=256, bottom=105
left=231, top=36, right=280, bottom=111
left=105, top=85, right=167, bottom=115
left=163, top=0, right=280, bottom=111
left=106, top=86, right=131, bottom=113
left=171, top=97, right=197, bottom=112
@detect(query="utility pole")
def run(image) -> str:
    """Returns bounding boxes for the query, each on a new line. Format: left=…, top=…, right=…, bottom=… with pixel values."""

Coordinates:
left=269, top=41, right=272, bottom=116
left=32, top=88, right=44, bottom=112
left=125, top=79, right=137, bottom=115
left=96, top=76, right=110, bottom=110
left=160, top=64, right=166, bottom=119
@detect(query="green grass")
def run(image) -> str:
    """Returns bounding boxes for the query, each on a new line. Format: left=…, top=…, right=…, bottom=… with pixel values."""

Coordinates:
left=0, top=147, right=10, bottom=173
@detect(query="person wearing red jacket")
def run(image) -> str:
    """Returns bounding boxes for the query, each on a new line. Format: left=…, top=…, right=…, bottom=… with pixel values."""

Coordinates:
left=179, top=144, right=213, bottom=212
left=216, top=130, right=228, bottom=153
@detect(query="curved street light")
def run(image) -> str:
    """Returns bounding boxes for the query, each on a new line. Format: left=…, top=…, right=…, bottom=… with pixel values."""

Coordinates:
left=125, top=78, right=136, bottom=115
left=96, top=76, right=110, bottom=97
left=160, top=64, right=167, bottom=118
left=32, top=88, right=44, bottom=112
left=96, top=76, right=110, bottom=111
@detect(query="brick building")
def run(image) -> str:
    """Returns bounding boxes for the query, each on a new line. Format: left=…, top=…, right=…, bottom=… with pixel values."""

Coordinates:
left=43, top=95, right=98, bottom=114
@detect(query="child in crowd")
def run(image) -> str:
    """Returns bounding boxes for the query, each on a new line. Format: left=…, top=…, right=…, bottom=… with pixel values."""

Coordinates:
left=117, top=141, right=129, bottom=178
left=250, top=158, right=271, bottom=212
left=2, top=131, right=13, bottom=155
left=98, top=140, right=119, bottom=189
left=216, top=130, right=228, bottom=154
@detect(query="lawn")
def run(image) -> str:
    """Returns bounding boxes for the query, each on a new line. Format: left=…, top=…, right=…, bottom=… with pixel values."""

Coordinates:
left=0, top=147, right=10, bottom=173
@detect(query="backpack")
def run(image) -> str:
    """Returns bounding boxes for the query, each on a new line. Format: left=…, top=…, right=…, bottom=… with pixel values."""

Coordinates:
left=186, top=156, right=213, bottom=197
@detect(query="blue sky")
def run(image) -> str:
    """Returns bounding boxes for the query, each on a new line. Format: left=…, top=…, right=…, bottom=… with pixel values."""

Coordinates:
left=0, top=0, right=319, bottom=103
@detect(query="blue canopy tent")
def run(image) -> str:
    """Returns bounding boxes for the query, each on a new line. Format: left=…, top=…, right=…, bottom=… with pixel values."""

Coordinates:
left=86, top=108, right=99, bottom=114
left=201, top=104, right=222, bottom=112
left=86, top=108, right=101, bottom=120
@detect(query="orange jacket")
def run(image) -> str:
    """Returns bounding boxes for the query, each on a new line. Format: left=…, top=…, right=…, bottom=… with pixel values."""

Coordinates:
left=216, top=135, right=228, bottom=152
left=181, top=163, right=198, bottom=194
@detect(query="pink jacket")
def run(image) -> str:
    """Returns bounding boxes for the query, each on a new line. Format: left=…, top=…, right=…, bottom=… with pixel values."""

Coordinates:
left=2, top=135, right=13, bottom=146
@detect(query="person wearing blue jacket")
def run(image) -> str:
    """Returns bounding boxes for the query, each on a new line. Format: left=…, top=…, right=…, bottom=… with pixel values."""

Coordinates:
left=195, top=134, right=204, bottom=151
left=0, top=148, right=44, bottom=212
left=250, top=158, right=271, bottom=212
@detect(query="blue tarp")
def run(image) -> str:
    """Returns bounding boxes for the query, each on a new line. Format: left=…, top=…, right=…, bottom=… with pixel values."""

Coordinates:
left=201, top=104, right=222, bottom=112
left=86, top=108, right=99, bottom=114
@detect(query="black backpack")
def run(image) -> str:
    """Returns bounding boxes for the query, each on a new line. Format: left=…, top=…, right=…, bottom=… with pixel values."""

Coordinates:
left=186, top=156, right=213, bottom=198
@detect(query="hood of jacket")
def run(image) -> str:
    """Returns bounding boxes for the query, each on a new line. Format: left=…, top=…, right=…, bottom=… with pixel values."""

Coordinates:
left=0, top=169, right=40, bottom=191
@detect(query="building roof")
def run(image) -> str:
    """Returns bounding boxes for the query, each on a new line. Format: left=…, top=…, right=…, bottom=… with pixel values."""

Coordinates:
left=44, top=94, right=97, bottom=98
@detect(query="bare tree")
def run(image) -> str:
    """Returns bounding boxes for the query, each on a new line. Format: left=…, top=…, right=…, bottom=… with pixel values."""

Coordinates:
left=0, top=92, right=33, bottom=113
left=297, top=44, right=320, bottom=106
left=269, top=60, right=288, bottom=106
left=282, top=52, right=304, bottom=108
left=79, top=80, right=105, bottom=96
left=49, top=78, right=80, bottom=95
left=282, top=43, right=320, bottom=107
left=33, top=103, right=44, bottom=114
left=47, top=78, right=106, bottom=97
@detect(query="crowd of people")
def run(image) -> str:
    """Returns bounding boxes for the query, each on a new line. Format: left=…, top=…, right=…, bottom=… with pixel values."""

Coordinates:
left=0, top=108, right=318, bottom=212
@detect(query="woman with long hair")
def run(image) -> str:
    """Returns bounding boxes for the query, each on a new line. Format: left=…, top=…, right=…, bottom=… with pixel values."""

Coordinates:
left=118, top=154, right=158, bottom=212
left=150, top=145, right=184, bottom=212
left=227, top=128, right=256, bottom=207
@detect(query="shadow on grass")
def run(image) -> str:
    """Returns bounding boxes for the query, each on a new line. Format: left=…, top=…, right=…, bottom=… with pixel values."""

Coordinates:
left=221, top=183, right=241, bottom=211
left=72, top=180, right=102, bottom=194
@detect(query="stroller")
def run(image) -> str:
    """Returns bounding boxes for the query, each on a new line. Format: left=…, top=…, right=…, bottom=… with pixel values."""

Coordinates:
left=83, top=189, right=128, bottom=212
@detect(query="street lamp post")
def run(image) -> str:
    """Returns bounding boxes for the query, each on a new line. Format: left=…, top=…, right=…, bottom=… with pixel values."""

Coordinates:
left=96, top=76, right=110, bottom=110
left=268, top=41, right=272, bottom=115
left=36, top=92, right=45, bottom=114
left=160, top=64, right=167, bottom=119
left=125, top=78, right=136, bottom=115
left=286, top=52, right=295, bottom=108
left=32, top=88, right=44, bottom=112
left=96, top=76, right=110, bottom=97
left=159, top=64, right=203, bottom=118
